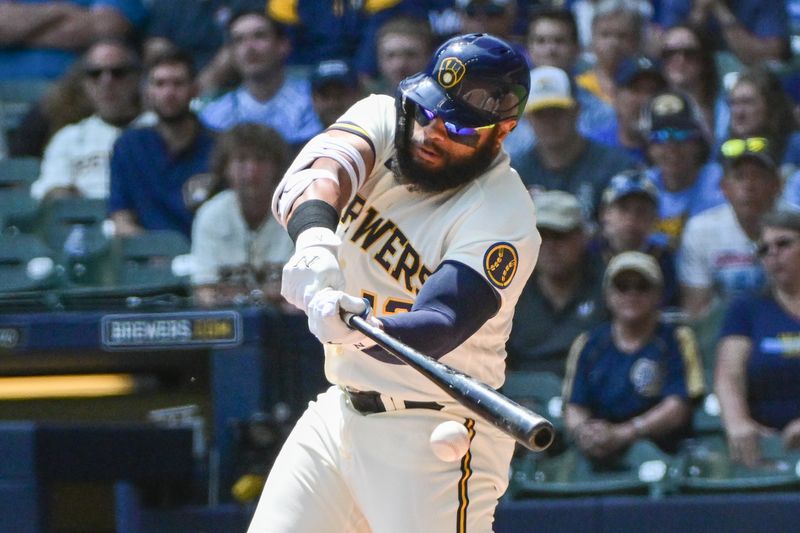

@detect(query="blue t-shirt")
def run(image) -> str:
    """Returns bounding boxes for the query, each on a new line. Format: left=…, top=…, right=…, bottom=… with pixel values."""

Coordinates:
left=0, top=0, right=147, bottom=80
left=647, top=162, right=725, bottom=247
left=566, top=322, right=703, bottom=450
left=720, top=293, right=800, bottom=429
left=108, top=125, right=215, bottom=238
left=584, top=117, right=648, bottom=165
left=199, top=78, right=323, bottom=147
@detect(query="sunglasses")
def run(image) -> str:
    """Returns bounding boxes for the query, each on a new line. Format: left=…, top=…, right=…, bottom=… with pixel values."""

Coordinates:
left=720, top=137, right=770, bottom=159
left=612, top=278, right=654, bottom=293
left=648, top=128, right=701, bottom=144
left=756, top=236, right=800, bottom=258
left=84, top=65, right=136, bottom=80
left=414, top=104, right=496, bottom=140
left=661, top=47, right=702, bottom=61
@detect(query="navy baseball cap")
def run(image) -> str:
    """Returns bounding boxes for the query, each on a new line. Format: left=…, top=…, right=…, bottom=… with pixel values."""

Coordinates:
left=602, top=169, right=659, bottom=206
left=614, top=56, right=666, bottom=88
left=310, top=59, right=358, bottom=91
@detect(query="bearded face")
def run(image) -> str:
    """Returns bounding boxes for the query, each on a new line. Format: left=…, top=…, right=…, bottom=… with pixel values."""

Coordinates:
left=391, top=104, right=502, bottom=193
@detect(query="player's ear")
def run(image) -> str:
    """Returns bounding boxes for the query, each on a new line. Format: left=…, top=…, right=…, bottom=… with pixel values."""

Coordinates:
left=494, top=119, right=517, bottom=145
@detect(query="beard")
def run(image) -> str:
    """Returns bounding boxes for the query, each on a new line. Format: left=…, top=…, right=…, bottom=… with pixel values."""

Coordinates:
left=391, top=129, right=500, bottom=193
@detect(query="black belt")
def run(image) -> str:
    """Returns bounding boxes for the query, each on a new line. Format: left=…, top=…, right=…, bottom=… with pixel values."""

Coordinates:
left=344, top=388, right=444, bottom=415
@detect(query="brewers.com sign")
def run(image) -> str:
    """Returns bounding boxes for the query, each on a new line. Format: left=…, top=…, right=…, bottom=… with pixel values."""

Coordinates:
left=101, top=311, right=242, bottom=350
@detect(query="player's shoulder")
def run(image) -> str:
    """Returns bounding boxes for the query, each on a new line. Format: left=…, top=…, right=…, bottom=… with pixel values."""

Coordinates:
left=464, top=156, right=535, bottom=217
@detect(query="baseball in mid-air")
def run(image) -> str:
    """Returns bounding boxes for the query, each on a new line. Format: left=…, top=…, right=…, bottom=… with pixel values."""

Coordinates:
left=429, top=421, right=470, bottom=462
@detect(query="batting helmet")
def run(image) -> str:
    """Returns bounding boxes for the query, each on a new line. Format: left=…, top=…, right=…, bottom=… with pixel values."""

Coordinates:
left=397, top=33, right=530, bottom=128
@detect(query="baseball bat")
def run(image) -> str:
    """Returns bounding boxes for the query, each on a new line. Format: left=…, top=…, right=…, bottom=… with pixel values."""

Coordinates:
left=344, top=314, right=555, bottom=452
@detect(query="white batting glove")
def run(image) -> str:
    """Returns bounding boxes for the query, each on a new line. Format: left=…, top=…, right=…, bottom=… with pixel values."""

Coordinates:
left=282, top=227, right=344, bottom=312
left=307, top=289, right=376, bottom=345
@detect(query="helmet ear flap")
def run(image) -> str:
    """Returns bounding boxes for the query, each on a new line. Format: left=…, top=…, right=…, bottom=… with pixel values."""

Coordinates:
left=394, top=82, right=417, bottom=157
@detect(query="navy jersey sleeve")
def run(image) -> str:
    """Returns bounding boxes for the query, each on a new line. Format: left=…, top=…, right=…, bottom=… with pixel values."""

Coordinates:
left=365, top=260, right=499, bottom=363
left=108, top=134, right=133, bottom=214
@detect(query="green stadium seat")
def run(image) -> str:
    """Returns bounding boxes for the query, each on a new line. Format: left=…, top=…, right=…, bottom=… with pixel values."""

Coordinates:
left=0, top=233, right=60, bottom=293
left=0, top=80, right=52, bottom=142
left=501, top=371, right=564, bottom=430
left=675, top=433, right=800, bottom=493
left=111, top=230, right=191, bottom=293
left=0, top=156, right=40, bottom=190
left=0, top=188, right=39, bottom=232
left=508, top=440, right=674, bottom=499
left=36, top=197, right=108, bottom=251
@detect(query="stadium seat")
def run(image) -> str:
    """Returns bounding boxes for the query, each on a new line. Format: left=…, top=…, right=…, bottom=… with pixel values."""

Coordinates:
left=508, top=439, right=674, bottom=499
left=112, top=230, right=191, bottom=293
left=0, top=79, right=52, bottom=138
left=501, top=371, right=564, bottom=429
left=0, top=188, right=39, bottom=233
left=0, top=233, right=60, bottom=292
left=675, top=433, right=800, bottom=493
left=36, top=197, right=108, bottom=249
left=0, top=156, right=40, bottom=190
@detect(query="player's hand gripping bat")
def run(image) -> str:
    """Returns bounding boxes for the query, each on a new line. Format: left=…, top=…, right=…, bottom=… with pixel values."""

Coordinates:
left=341, top=311, right=555, bottom=452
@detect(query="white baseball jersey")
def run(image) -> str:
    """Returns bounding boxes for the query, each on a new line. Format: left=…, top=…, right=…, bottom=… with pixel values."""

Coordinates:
left=325, top=94, right=540, bottom=400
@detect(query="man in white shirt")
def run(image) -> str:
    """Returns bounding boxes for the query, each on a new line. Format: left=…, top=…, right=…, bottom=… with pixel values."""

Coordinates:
left=679, top=137, right=782, bottom=319
left=30, top=38, right=142, bottom=202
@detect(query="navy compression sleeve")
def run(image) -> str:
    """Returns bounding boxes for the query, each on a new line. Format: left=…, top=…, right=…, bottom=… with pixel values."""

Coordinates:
left=363, top=260, right=500, bottom=364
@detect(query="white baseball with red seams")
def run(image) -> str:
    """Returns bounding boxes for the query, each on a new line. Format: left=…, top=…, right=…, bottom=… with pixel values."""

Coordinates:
left=430, top=420, right=471, bottom=462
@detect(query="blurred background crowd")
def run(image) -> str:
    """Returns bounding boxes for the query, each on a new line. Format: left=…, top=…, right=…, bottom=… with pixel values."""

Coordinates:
left=3, top=0, right=800, bottom=530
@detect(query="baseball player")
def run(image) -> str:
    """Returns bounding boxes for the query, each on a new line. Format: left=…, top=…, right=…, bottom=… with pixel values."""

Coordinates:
left=248, top=33, right=540, bottom=533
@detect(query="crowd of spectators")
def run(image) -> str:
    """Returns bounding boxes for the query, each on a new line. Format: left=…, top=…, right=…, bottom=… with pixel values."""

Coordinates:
left=2, top=0, right=800, bottom=475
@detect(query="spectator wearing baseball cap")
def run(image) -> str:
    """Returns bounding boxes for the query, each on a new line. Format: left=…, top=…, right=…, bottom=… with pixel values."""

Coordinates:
left=507, top=190, right=608, bottom=376
left=642, top=90, right=726, bottom=247
left=678, top=136, right=782, bottom=323
left=591, top=169, right=679, bottom=307
left=309, top=59, right=362, bottom=128
left=563, top=250, right=705, bottom=460
left=512, top=66, right=636, bottom=222
left=584, top=56, right=667, bottom=164
left=504, top=9, right=617, bottom=163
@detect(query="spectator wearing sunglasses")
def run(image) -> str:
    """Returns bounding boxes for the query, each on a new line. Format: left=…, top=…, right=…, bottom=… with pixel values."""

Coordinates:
left=642, top=90, right=725, bottom=247
left=30, top=39, right=143, bottom=202
left=657, top=0, right=789, bottom=67
left=678, top=137, right=782, bottom=322
left=724, top=66, right=800, bottom=177
left=457, top=0, right=522, bottom=53
left=660, top=24, right=728, bottom=145
left=513, top=66, right=636, bottom=221
left=508, top=191, right=608, bottom=377
left=0, top=0, right=146, bottom=81
left=563, top=251, right=705, bottom=460
left=715, top=208, right=800, bottom=467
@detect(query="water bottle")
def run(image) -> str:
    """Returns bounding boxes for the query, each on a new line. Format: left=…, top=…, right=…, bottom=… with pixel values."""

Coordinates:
left=63, top=224, right=89, bottom=283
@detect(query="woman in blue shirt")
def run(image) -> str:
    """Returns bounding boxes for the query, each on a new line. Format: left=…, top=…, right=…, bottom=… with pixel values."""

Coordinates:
left=716, top=208, right=800, bottom=467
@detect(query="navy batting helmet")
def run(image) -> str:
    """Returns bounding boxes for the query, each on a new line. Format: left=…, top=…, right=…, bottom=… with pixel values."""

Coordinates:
left=397, top=33, right=530, bottom=128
